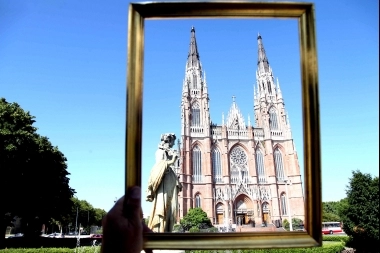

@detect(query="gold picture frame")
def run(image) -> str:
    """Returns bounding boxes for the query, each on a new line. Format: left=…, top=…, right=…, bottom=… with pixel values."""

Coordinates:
left=126, top=1, right=321, bottom=249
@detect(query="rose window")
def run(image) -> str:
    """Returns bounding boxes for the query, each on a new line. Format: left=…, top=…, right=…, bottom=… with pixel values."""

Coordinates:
left=230, top=147, right=249, bottom=184
left=230, top=147, right=247, bottom=165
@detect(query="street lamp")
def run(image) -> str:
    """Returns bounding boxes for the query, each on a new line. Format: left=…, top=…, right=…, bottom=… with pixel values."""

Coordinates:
left=75, top=206, right=79, bottom=235
left=283, top=178, right=293, bottom=231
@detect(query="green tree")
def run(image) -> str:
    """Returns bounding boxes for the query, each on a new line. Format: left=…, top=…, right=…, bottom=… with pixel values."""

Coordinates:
left=64, top=198, right=106, bottom=233
left=180, top=208, right=212, bottom=231
left=282, top=218, right=304, bottom=231
left=322, top=212, right=340, bottom=222
left=93, top=208, right=107, bottom=227
left=0, top=98, right=75, bottom=248
left=322, top=199, right=347, bottom=222
left=339, top=170, right=379, bottom=252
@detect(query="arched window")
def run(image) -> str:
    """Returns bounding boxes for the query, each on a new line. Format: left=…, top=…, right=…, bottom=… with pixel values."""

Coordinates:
left=212, top=148, right=222, bottom=183
left=192, top=145, right=202, bottom=183
left=195, top=194, right=201, bottom=208
left=193, top=74, right=197, bottom=89
left=267, top=81, right=272, bottom=94
left=269, top=107, right=278, bottom=130
left=256, top=149, right=266, bottom=183
left=230, top=146, right=249, bottom=184
left=280, top=193, right=287, bottom=215
left=274, top=148, right=285, bottom=181
left=191, top=102, right=200, bottom=126
left=216, top=203, right=224, bottom=213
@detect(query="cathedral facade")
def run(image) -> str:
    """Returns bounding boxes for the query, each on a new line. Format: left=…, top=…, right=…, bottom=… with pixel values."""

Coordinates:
left=178, top=27, right=305, bottom=226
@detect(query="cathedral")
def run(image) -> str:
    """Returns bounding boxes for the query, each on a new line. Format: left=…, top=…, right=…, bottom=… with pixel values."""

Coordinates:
left=178, top=27, right=305, bottom=227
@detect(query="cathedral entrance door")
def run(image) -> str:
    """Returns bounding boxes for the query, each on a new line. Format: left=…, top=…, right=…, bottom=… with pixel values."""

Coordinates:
left=217, top=213, right=224, bottom=225
left=262, top=213, right=269, bottom=224
left=237, top=215, right=245, bottom=225
left=262, top=202, right=270, bottom=226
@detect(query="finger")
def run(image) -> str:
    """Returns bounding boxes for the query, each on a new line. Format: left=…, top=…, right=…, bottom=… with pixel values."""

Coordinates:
left=142, top=222, right=153, bottom=234
left=123, top=186, right=141, bottom=220
left=142, top=221, right=153, bottom=253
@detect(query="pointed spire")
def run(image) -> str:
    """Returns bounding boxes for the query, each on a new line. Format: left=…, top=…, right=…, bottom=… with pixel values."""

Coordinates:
left=226, top=97, right=246, bottom=129
left=257, top=33, right=270, bottom=74
left=222, top=112, right=225, bottom=126
left=187, top=26, right=200, bottom=69
left=203, top=71, right=208, bottom=93
left=286, top=111, right=291, bottom=126
left=276, top=77, right=283, bottom=100
left=248, top=114, right=251, bottom=127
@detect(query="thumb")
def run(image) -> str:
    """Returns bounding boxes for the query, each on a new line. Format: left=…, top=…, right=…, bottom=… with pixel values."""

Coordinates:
left=124, top=186, right=141, bottom=220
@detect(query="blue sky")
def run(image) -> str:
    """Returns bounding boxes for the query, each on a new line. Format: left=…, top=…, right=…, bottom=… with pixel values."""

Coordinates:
left=1, top=0, right=378, bottom=216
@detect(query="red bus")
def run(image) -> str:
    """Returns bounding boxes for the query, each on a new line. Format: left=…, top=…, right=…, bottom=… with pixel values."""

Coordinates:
left=322, top=222, right=343, bottom=234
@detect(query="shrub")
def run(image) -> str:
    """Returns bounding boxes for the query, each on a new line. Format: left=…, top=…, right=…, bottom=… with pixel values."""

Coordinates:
left=189, top=227, right=200, bottom=233
left=282, top=218, right=303, bottom=231
left=173, top=224, right=185, bottom=233
left=185, top=242, right=345, bottom=253
left=322, top=235, right=350, bottom=243
left=207, top=227, right=219, bottom=233
left=180, top=208, right=213, bottom=231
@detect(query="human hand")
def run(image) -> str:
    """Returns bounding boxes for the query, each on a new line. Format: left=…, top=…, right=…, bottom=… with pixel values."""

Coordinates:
left=101, top=186, right=152, bottom=253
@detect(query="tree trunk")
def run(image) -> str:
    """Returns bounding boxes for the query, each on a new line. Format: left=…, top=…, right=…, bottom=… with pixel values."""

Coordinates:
left=1, top=211, right=8, bottom=249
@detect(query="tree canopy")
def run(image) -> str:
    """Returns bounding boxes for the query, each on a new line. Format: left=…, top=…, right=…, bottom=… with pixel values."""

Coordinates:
left=282, top=218, right=304, bottom=231
left=180, top=208, right=213, bottom=231
left=64, top=197, right=107, bottom=232
left=1, top=98, right=76, bottom=245
left=322, top=199, right=347, bottom=222
left=339, top=170, right=379, bottom=252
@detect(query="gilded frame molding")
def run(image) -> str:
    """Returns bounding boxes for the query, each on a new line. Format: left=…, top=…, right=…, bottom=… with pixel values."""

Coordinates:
left=126, top=1, right=321, bottom=249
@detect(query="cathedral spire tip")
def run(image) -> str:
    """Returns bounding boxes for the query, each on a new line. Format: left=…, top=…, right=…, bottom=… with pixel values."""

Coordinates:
left=187, top=26, right=200, bottom=69
left=257, top=33, right=269, bottom=73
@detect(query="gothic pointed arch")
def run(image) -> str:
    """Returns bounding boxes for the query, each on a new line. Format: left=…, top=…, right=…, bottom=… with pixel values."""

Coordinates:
left=262, top=202, right=270, bottom=213
left=229, top=145, right=249, bottom=184
left=280, top=192, right=287, bottom=215
left=273, top=143, right=286, bottom=153
left=216, top=202, right=224, bottom=212
left=234, top=194, right=254, bottom=225
left=268, top=106, right=279, bottom=130
left=215, top=202, right=225, bottom=224
left=255, top=148, right=266, bottom=183
left=191, top=101, right=201, bottom=126
left=192, top=145, right=202, bottom=183
left=211, top=146, right=222, bottom=183
left=195, top=192, right=201, bottom=208
left=191, top=140, right=204, bottom=150
left=226, top=98, right=246, bottom=130
left=273, top=147, right=285, bottom=182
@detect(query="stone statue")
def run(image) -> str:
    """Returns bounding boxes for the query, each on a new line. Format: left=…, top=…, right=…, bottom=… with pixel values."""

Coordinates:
left=146, top=133, right=182, bottom=232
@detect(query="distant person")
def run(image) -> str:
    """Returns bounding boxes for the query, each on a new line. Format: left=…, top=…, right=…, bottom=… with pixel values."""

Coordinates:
left=101, top=186, right=152, bottom=253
